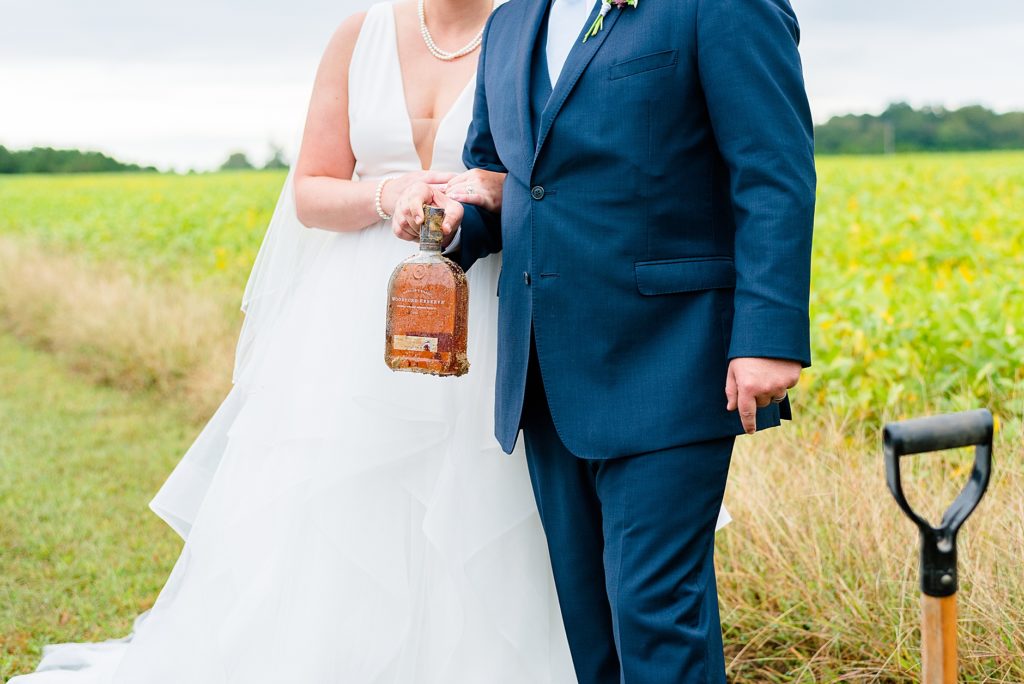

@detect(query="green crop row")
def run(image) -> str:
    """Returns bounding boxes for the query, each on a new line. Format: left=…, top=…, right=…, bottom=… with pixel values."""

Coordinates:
left=1, top=154, right=1022, bottom=423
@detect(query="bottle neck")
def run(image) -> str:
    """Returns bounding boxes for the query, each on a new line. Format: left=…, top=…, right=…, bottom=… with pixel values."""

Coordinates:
left=420, top=206, right=446, bottom=253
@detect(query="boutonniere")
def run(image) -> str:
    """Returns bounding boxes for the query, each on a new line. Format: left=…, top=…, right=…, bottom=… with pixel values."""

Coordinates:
left=583, top=0, right=638, bottom=44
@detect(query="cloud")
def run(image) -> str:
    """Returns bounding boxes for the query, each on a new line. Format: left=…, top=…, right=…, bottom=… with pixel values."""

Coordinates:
left=793, top=0, right=1024, bottom=29
left=0, top=0, right=373, bottom=169
left=0, top=0, right=364, bottom=64
left=1, top=0, right=1022, bottom=169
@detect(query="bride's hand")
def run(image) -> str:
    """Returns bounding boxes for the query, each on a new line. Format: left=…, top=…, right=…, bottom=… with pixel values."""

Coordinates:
left=380, top=170, right=458, bottom=219
left=443, top=169, right=506, bottom=213
left=392, top=182, right=463, bottom=247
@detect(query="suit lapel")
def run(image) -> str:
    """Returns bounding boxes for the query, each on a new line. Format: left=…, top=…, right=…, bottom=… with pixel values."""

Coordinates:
left=533, top=0, right=623, bottom=167
left=516, top=0, right=552, bottom=161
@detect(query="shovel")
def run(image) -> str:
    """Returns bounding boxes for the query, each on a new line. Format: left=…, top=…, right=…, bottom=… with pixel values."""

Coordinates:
left=883, top=408, right=994, bottom=684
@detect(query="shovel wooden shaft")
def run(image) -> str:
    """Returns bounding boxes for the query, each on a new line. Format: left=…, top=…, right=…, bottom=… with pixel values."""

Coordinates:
left=921, top=594, right=957, bottom=684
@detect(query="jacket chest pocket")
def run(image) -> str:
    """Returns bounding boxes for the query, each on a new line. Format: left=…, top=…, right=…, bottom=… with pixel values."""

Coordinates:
left=608, top=49, right=678, bottom=81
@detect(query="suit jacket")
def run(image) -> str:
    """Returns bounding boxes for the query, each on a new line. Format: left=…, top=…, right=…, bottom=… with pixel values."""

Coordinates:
left=458, top=0, right=816, bottom=459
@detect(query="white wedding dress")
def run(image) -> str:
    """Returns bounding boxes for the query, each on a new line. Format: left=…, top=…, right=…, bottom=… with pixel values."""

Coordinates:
left=10, top=4, right=727, bottom=683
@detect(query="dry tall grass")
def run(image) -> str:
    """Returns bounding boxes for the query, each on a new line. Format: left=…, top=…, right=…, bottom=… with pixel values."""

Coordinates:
left=722, top=419, right=1023, bottom=681
left=1, top=236, right=1021, bottom=681
left=0, top=238, right=236, bottom=420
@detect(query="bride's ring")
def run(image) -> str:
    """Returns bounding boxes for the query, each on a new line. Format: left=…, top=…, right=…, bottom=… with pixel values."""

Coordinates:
left=466, top=185, right=475, bottom=195
left=771, top=392, right=788, bottom=404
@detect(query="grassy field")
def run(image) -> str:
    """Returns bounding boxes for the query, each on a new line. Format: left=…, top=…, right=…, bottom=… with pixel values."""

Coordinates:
left=0, top=171, right=284, bottom=290
left=2, top=156, right=1021, bottom=421
left=1, top=155, right=1022, bottom=680
left=0, top=335, right=190, bottom=680
left=809, top=154, right=1024, bottom=421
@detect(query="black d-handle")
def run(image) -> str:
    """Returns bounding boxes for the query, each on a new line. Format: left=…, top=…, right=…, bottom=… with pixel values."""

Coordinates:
left=883, top=409, right=993, bottom=597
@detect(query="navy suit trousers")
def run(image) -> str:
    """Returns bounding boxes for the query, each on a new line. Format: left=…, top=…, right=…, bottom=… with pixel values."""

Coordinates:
left=522, top=344, right=733, bottom=684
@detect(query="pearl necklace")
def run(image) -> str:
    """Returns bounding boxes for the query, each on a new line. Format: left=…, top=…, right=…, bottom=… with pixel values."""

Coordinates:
left=418, top=0, right=485, bottom=62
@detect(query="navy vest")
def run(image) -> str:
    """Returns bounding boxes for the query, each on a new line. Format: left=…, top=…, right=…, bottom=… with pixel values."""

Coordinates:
left=529, top=5, right=554, bottom=142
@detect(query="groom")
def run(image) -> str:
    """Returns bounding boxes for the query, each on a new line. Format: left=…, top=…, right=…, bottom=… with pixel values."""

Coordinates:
left=398, top=0, right=815, bottom=680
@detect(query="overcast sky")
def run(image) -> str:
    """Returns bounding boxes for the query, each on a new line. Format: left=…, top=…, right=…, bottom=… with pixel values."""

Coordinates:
left=1, top=0, right=1022, bottom=171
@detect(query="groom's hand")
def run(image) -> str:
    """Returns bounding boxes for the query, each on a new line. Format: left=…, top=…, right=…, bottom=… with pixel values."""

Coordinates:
left=393, top=183, right=464, bottom=249
left=725, top=358, right=802, bottom=435
left=444, top=169, right=506, bottom=214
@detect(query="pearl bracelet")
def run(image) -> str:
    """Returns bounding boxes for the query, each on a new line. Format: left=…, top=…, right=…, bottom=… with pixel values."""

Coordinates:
left=375, top=178, right=393, bottom=221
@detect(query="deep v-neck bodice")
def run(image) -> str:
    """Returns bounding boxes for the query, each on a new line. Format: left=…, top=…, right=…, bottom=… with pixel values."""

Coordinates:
left=348, top=2, right=476, bottom=180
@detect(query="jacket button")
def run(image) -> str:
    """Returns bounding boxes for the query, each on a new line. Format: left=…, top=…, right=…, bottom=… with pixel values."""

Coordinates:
left=523, top=272, right=531, bottom=285
left=531, top=186, right=545, bottom=200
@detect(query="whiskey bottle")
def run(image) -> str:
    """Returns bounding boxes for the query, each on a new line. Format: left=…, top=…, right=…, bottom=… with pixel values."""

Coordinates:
left=385, top=205, right=470, bottom=376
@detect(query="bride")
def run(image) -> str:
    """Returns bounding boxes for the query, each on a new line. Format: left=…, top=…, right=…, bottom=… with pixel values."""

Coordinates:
left=12, top=1, right=726, bottom=682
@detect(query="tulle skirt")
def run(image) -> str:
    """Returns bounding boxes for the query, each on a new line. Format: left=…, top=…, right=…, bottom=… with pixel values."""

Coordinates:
left=11, top=220, right=578, bottom=684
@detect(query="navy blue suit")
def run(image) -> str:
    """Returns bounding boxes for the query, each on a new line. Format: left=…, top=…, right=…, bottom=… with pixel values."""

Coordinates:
left=458, top=0, right=815, bottom=680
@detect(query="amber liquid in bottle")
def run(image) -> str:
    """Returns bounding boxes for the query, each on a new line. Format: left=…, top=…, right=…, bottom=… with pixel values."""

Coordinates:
left=385, top=205, right=470, bottom=376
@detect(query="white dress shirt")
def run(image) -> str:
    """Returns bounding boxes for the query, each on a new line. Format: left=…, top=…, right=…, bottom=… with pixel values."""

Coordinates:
left=546, top=0, right=601, bottom=87
left=446, top=0, right=598, bottom=253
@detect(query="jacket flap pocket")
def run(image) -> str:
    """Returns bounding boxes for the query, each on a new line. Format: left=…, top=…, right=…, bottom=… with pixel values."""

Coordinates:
left=635, top=257, right=736, bottom=295
left=609, top=49, right=678, bottom=80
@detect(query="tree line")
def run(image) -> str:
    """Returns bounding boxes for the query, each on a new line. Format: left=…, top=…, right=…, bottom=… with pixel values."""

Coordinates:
left=220, top=148, right=288, bottom=172
left=3, top=104, right=1023, bottom=173
left=0, top=146, right=157, bottom=174
left=815, top=103, right=1024, bottom=155
left=0, top=146, right=288, bottom=175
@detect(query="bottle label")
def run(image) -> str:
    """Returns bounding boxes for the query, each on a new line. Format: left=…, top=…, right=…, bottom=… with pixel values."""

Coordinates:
left=392, top=335, right=439, bottom=353
left=384, top=245, right=470, bottom=377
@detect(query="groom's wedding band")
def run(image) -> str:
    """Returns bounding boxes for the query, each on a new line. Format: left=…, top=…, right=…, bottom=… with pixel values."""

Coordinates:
left=771, top=393, right=788, bottom=404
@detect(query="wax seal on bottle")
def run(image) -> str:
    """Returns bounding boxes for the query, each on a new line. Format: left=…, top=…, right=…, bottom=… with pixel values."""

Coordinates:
left=420, top=206, right=445, bottom=247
